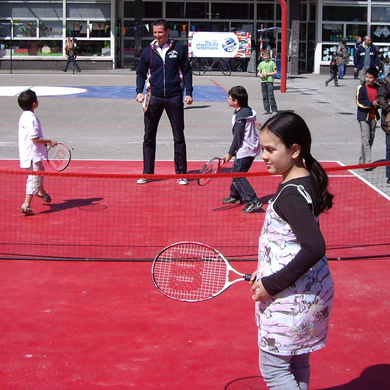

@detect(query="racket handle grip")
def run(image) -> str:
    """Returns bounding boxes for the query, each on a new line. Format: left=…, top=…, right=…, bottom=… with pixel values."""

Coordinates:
left=244, top=274, right=252, bottom=281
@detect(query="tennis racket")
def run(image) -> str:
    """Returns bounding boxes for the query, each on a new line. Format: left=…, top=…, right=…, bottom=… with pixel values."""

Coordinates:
left=46, top=142, right=71, bottom=172
left=151, top=241, right=252, bottom=302
left=198, top=157, right=224, bottom=186
left=143, top=91, right=151, bottom=113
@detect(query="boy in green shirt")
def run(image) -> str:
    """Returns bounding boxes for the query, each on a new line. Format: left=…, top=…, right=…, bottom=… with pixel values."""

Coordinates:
left=257, top=50, right=278, bottom=115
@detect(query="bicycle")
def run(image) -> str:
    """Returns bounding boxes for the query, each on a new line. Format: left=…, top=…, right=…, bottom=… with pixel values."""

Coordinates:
left=190, top=57, right=231, bottom=76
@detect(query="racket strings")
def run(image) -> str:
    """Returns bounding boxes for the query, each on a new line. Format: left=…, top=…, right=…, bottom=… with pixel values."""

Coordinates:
left=153, top=243, right=228, bottom=301
left=47, top=143, right=71, bottom=171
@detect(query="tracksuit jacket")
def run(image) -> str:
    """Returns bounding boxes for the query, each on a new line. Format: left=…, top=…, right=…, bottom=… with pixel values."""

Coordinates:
left=136, top=38, right=193, bottom=98
left=228, top=107, right=260, bottom=159
left=356, top=82, right=380, bottom=122
left=353, top=43, right=380, bottom=70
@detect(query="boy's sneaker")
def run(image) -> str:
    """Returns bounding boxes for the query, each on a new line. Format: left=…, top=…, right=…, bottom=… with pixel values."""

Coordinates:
left=222, top=196, right=244, bottom=204
left=261, top=111, right=271, bottom=115
left=178, top=178, right=189, bottom=185
left=137, top=178, right=152, bottom=184
left=242, top=200, right=263, bottom=213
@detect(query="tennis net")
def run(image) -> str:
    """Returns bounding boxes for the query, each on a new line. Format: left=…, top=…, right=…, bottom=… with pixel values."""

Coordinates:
left=1, top=161, right=390, bottom=261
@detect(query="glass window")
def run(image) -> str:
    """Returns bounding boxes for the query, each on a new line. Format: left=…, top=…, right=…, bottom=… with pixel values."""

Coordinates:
left=300, top=23, right=307, bottom=41
left=143, top=2, right=163, bottom=19
left=166, top=2, right=208, bottom=19
left=15, top=22, right=37, bottom=38
left=123, top=39, right=135, bottom=56
left=309, top=4, right=316, bottom=22
left=322, top=23, right=343, bottom=42
left=211, top=3, right=253, bottom=20
left=372, top=7, right=390, bottom=23
left=0, top=22, right=11, bottom=37
left=90, top=22, right=111, bottom=37
left=0, top=3, right=63, bottom=19
left=75, top=40, right=110, bottom=56
left=371, top=26, right=390, bottom=43
left=257, top=4, right=275, bottom=21
left=1, top=39, right=62, bottom=56
left=66, top=22, right=88, bottom=38
left=124, top=1, right=135, bottom=18
left=189, top=22, right=229, bottom=33
left=322, top=6, right=366, bottom=22
left=346, top=24, right=367, bottom=43
left=67, top=3, right=110, bottom=19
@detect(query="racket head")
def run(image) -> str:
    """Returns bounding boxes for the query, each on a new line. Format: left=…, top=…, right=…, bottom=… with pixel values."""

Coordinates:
left=47, top=142, right=71, bottom=172
left=143, top=91, right=151, bottom=113
left=197, top=157, right=224, bottom=186
left=152, top=241, right=232, bottom=302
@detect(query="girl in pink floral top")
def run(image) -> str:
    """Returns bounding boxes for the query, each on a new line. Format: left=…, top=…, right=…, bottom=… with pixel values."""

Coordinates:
left=250, top=112, right=334, bottom=390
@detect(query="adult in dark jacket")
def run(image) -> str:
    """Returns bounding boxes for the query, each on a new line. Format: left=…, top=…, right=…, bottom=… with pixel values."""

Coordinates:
left=353, top=36, right=380, bottom=84
left=376, top=75, right=390, bottom=185
left=136, top=19, right=193, bottom=185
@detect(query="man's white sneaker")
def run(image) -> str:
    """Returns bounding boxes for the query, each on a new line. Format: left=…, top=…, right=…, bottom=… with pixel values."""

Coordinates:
left=137, top=178, right=152, bottom=184
left=178, top=178, right=189, bottom=185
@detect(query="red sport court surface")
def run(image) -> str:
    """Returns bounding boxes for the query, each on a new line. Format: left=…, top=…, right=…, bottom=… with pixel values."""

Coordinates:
left=1, top=159, right=389, bottom=390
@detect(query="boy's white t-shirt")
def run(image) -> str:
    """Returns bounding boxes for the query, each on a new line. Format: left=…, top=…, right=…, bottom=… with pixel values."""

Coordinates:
left=18, top=110, right=47, bottom=168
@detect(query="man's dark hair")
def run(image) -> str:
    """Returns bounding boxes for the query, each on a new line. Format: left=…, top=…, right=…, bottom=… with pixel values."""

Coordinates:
left=18, top=89, right=37, bottom=111
left=153, top=19, right=170, bottom=31
left=228, top=86, right=248, bottom=107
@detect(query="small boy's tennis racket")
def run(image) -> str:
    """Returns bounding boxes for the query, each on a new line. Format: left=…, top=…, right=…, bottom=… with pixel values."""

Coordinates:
left=151, top=241, right=252, bottom=302
left=198, top=157, right=225, bottom=186
left=46, top=142, right=71, bottom=172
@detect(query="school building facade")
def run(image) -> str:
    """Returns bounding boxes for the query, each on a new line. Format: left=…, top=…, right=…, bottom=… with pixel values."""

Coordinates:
left=0, top=0, right=389, bottom=73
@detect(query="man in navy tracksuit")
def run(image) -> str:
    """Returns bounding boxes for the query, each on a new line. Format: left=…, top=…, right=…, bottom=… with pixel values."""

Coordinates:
left=353, top=36, right=380, bottom=85
left=136, top=19, right=193, bottom=185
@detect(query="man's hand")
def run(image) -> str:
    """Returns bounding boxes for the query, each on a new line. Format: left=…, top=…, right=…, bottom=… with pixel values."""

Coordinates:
left=184, top=95, right=193, bottom=105
left=136, top=93, right=144, bottom=103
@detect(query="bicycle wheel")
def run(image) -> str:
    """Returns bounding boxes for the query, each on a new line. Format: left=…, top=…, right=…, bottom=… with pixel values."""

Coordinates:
left=219, top=59, right=231, bottom=76
left=190, top=58, right=201, bottom=76
left=199, top=58, right=209, bottom=76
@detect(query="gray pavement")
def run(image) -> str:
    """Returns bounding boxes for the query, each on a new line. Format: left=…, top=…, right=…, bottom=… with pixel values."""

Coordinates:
left=0, top=69, right=386, bottom=166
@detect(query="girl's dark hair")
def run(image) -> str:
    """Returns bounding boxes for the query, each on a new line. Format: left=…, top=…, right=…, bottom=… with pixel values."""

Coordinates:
left=228, top=86, right=248, bottom=107
left=261, top=112, right=333, bottom=214
left=18, top=89, right=37, bottom=111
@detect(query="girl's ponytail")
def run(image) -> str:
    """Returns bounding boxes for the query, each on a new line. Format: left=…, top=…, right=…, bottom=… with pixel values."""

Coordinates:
left=304, top=153, right=333, bottom=214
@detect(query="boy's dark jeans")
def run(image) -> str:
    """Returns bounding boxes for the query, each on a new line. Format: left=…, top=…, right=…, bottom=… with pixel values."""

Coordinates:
left=261, top=82, right=278, bottom=113
left=325, top=71, right=339, bottom=86
left=230, top=156, right=258, bottom=203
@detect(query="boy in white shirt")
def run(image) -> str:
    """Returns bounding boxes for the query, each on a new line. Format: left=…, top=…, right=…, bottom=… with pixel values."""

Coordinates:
left=18, top=89, right=57, bottom=215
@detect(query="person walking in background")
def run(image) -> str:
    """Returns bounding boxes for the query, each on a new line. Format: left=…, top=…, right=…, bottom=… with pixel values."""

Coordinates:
left=136, top=19, right=193, bottom=185
left=18, top=89, right=57, bottom=215
left=337, top=38, right=349, bottom=79
left=222, top=86, right=263, bottom=213
left=354, top=36, right=362, bottom=79
left=325, top=55, right=339, bottom=86
left=356, top=67, right=380, bottom=168
left=251, top=112, right=334, bottom=390
left=62, top=37, right=81, bottom=73
left=376, top=72, right=390, bottom=185
left=257, top=50, right=278, bottom=115
left=354, top=36, right=380, bottom=84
